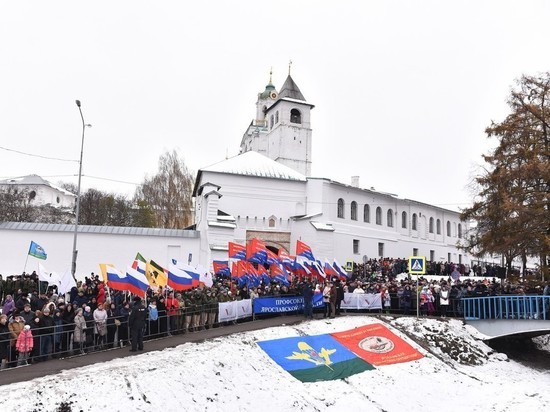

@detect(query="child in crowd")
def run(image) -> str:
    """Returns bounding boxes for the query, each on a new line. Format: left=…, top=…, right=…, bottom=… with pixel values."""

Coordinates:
left=16, top=324, right=33, bottom=366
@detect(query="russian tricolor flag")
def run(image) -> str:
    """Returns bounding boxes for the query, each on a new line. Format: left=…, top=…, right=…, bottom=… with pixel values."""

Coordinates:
left=168, top=259, right=198, bottom=290
left=100, top=264, right=128, bottom=292
left=126, top=266, right=149, bottom=296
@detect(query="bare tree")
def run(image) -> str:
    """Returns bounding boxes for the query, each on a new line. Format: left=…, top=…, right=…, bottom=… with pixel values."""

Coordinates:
left=134, top=150, right=194, bottom=229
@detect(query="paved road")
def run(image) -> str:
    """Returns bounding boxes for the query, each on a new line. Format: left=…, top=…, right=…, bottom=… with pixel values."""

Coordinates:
left=0, top=314, right=305, bottom=387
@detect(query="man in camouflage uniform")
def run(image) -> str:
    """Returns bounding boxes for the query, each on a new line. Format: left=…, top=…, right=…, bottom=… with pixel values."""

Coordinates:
left=205, top=290, right=218, bottom=329
left=183, top=291, right=194, bottom=332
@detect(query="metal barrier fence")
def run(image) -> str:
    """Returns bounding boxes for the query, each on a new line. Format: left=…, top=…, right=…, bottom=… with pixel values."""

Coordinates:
left=0, top=305, right=221, bottom=370
left=463, top=295, right=550, bottom=321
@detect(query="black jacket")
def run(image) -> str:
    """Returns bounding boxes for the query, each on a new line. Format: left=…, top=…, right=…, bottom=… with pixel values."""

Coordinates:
left=128, top=303, right=147, bottom=330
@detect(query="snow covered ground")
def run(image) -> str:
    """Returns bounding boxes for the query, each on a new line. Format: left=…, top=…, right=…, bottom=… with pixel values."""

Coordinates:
left=1, top=316, right=549, bottom=411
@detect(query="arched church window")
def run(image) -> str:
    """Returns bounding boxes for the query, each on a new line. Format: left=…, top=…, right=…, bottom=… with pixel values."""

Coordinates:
left=270, top=115, right=274, bottom=129
left=375, top=207, right=382, bottom=225
left=351, top=201, right=357, bottom=221
left=401, top=211, right=407, bottom=228
left=269, top=218, right=276, bottom=228
left=458, top=223, right=462, bottom=238
left=29, top=190, right=36, bottom=200
left=412, top=213, right=418, bottom=230
left=290, top=108, right=301, bottom=124
left=429, top=217, right=434, bottom=233
left=276, top=111, right=279, bottom=123
left=337, top=198, right=344, bottom=218
left=387, top=209, right=393, bottom=227
left=363, top=204, right=370, bottom=223
left=447, top=221, right=451, bottom=237
left=437, top=219, right=441, bottom=234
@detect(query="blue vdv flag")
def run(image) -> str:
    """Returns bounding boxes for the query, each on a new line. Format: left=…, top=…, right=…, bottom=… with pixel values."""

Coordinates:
left=28, top=241, right=47, bottom=260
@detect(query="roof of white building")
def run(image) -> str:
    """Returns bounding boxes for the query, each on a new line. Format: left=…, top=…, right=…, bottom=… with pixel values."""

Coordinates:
left=0, top=174, right=76, bottom=198
left=0, top=221, right=200, bottom=237
left=193, top=151, right=306, bottom=196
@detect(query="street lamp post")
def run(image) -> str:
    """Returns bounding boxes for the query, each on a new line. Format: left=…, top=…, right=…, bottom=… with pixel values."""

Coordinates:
left=71, top=99, right=88, bottom=280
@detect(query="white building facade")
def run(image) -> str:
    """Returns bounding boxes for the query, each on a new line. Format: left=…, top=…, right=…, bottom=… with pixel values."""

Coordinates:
left=0, top=72, right=469, bottom=278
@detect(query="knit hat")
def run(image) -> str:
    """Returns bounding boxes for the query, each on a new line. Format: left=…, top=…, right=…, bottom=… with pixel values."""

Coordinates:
left=24, top=325, right=31, bottom=330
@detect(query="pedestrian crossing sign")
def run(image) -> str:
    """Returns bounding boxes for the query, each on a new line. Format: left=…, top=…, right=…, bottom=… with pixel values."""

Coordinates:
left=408, top=256, right=426, bottom=275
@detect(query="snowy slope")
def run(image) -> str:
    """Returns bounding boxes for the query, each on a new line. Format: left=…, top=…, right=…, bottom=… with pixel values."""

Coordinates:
left=1, top=316, right=549, bottom=412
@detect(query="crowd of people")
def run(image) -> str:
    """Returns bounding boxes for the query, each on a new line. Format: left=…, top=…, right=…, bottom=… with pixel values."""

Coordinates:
left=0, top=257, right=548, bottom=371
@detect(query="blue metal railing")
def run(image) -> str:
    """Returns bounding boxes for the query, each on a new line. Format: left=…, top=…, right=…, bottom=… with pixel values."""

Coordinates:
left=463, top=295, right=550, bottom=321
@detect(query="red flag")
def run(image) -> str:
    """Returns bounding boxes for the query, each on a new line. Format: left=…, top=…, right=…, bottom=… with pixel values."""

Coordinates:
left=229, top=242, right=246, bottom=260
left=246, top=238, right=268, bottom=264
left=296, top=240, right=315, bottom=261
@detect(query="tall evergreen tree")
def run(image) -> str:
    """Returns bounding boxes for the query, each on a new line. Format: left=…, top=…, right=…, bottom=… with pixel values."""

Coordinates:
left=462, top=73, right=550, bottom=278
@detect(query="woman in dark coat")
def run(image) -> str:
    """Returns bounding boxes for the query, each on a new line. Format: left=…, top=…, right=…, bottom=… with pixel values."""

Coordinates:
left=0, top=314, right=10, bottom=369
left=105, top=303, right=118, bottom=348
left=157, top=296, right=168, bottom=337
left=117, top=301, right=130, bottom=347
left=61, top=303, right=76, bottom=353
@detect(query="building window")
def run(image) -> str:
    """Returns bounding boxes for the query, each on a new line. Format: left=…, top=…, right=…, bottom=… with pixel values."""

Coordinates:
left=375, top=207, right=382, bottom=225
left=275, top=111, right=279, bottom=123
left=447, top=221, right=451, bottom=236
left=337, top=198, right=345, bottom=218
left=29, top=190, right=36, bottom=200
left=378, top=242, right=384, bottom=257
left=458, top=223, right=462, bottom=238
left=413, top=248, right=418, bottom=256
left=56, top=196, right=60, bottom=204
left=412, top=213, right=418, bottom=230
left=269, top=218, right=275, bottom=228
left=387, top=209, right=393, bottom=227
left=351, top=201, right=357, bottom=221
left=363, top=204, right=370, bottom=223
left=290, top=108, right=302, bottom=124
left=353, top=239, right=359, bottom=254
left=430, top=250, right=435, bottom=261
left=429, top=217, right=434, bottom=233
left=270, top=115, right=274, bottom=129
left=436, top=219, right=441, bottom=235
left=401, top=211, right=407, bottom=228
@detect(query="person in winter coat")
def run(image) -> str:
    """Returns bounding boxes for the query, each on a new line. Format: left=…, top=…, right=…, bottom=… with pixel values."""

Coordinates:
left=335, top=281, right=345, bottom=316
left=96, top=283, right=106, bottom=306
left=302, top=281, right=314, bottom=320
left=329, top=282, right=337, bottom=319
left=147, top=300, right=159, bottom=337
left=165, top=292, right=179, bottom=335
left=16, top=324, right=33, bottom=365
left=105, top=303, right=118, bottom=348
left=381, top=287, right=392, bottom=314
left=39, top=308, right=55, bottom=362
left=2, top=295, right=15, bottom=318
left=322, top=282, right=332, bottom=318
left=117, top=301, right=130, bottom=347
left=128, top=296, right=147, bottom=352
left=400, top=285, right=412, bottom=315
left=93, top=304, right=108, bottom=349
left=61, top=303, right=75, bottom=353
left=0, top=315, right=10, bottom=370
left=73, top=308, right=87, bottom=354
left=439, top=285, right=450, bottom=318
left=8, top=313, right=25, bottom=366
left=83, top=306, right=94, bottom=349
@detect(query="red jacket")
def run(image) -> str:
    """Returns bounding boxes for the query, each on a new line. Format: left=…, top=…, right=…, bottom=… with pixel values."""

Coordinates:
left=166, top=297, right=179, bottom=316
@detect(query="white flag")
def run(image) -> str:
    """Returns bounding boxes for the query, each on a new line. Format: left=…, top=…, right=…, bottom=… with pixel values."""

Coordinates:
left=58, top=268, right=76, bottom=295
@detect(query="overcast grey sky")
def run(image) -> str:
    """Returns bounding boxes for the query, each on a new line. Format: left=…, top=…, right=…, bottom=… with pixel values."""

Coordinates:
left=1, top=0, right=549, bottom=212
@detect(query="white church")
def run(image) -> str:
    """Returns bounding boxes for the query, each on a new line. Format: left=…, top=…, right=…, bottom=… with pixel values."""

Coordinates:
left=0, top=73, right=468, bottom=278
